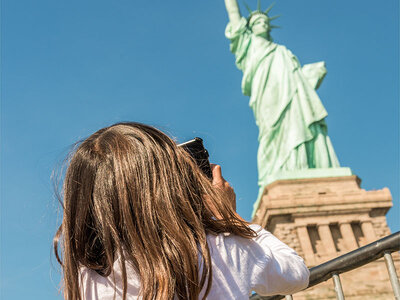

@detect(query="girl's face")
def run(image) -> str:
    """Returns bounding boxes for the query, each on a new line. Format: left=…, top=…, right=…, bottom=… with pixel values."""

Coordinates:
left=250, top=15, right=269, bottom=38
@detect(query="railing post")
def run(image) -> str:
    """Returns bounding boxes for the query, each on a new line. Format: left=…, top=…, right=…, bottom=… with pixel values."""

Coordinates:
left=383, top=252, right=400, bottom=300
left=332, top=273, right=345, bottom=300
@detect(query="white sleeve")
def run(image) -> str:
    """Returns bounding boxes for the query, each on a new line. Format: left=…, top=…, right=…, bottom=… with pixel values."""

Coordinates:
left=248, top=224, right=310, bottom=296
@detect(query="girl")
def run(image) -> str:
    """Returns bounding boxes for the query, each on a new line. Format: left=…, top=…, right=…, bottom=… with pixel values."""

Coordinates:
left=54, top=122, right=309, bottom=300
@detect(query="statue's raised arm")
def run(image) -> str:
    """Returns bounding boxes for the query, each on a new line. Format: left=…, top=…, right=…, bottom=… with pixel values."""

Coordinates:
left=224, top=0, right=242, bottom=24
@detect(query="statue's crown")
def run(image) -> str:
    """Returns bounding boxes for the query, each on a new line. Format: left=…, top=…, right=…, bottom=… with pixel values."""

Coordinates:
left=244, top=1, right=280, bottom=29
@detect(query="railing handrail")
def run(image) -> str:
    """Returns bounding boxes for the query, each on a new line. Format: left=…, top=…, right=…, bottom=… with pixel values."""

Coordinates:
left=250, top=231, right=400, bottom=300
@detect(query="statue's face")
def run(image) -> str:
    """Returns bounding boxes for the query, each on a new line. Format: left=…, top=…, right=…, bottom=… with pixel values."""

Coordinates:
left=250, top=15, right=269, bottom=38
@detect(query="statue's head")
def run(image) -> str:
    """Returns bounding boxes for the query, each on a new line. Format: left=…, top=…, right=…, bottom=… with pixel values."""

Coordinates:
left=249, top=13, right=270, bottom=38
left=245, top=1, right=279, bottom=40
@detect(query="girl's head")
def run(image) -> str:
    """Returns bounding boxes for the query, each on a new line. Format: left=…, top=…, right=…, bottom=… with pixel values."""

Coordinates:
left=54, top=122, right=254, bottom=300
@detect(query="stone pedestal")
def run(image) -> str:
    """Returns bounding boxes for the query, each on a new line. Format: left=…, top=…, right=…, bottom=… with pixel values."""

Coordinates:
left=252, top=175, right=399, bottom=299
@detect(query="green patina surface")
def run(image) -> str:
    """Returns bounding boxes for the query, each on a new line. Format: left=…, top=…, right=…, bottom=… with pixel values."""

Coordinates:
left=223, top=3, right=343, bottom=217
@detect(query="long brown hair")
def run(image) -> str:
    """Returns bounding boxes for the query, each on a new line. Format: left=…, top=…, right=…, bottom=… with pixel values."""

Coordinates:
left=54, top=122, right=256, bottom=300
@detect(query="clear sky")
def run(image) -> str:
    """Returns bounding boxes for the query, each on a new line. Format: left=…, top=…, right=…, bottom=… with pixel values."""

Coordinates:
left=1, top=0, right=399, bottom=299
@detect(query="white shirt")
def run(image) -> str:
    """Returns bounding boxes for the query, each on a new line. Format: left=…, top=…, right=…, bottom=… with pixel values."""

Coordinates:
left=80, top=224, right=309, bottom=299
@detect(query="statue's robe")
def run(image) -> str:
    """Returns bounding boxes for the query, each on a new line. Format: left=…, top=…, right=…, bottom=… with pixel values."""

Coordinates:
left=226, top=18, right=340, bottom=206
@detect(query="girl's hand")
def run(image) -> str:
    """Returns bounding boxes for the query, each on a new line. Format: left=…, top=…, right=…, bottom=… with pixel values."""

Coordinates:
left=211, top=164, right=236, bottom=211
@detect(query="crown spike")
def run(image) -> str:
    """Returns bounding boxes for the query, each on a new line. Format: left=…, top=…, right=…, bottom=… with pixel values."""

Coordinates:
left=264, top=2, right=275, bottom=14
left=257, top=0, right=261, bottom=11
left=243, top=1, right=253, bottom=14
left=268, top=15, right=280, bottom=21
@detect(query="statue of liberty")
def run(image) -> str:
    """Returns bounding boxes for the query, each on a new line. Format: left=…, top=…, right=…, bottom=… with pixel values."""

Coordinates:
left=223, top=0, right=343, bottom=214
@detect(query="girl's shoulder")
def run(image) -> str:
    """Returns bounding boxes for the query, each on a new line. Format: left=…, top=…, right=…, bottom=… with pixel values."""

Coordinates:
left=206, top=224, right=280, bottom=264
left=206, top=223, right=309, bottom=297
left=79, top=257, right=141, bottom=299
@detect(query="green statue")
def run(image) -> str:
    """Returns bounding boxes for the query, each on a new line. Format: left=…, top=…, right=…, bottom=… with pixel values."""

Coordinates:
left=223, top=0, right=343, bottom=214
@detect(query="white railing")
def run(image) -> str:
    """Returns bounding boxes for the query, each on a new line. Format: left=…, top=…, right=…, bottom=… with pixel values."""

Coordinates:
left=250, top=231, right=400, bottom=300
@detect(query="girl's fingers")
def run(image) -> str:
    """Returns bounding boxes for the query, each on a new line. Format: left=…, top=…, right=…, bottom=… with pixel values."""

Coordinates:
left=211, top=164, right=224, bottom=186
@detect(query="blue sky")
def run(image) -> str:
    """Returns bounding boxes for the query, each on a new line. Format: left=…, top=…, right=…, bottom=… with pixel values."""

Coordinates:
left=1, top=0, right=398, bottom=299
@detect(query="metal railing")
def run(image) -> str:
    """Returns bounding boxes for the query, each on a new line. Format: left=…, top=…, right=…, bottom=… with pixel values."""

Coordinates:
left=250, top=231, right=400, bottom=300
